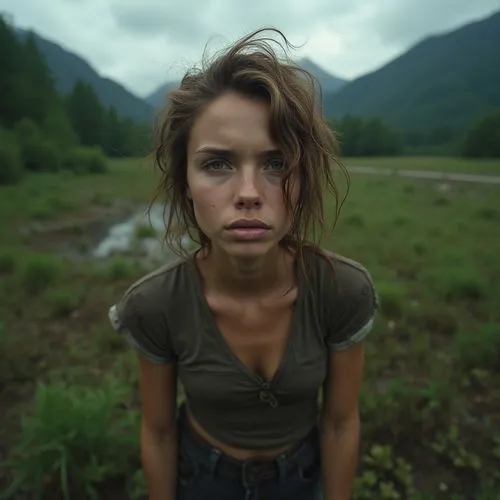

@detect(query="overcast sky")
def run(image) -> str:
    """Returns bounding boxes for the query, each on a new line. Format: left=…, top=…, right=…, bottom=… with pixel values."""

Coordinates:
left=1, top=0, right=498, bottom=98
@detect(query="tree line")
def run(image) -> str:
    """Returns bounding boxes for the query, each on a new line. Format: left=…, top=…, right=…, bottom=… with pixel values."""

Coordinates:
left=330, top=111, right=500, bottom=158
left=0, top=14, right=151, bottom=185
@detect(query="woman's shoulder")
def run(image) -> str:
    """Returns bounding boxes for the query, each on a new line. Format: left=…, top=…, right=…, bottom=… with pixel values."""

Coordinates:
left=306, top=247, right=379, bottom=348
left=109, top=254, right=193, bottom=328
left=306, top=247, right=375, bottom=294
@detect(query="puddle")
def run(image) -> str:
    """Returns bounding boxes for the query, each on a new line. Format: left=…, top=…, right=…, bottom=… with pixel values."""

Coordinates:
left=92, top=203, right=192, bottom=263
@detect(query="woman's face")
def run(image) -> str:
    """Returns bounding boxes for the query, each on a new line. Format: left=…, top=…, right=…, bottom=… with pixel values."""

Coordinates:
left=186, top=91, right=298, bottom=260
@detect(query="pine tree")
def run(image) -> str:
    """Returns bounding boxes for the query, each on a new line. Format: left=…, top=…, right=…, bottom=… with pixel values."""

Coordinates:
left=66, top=81, right=105, bottom=147
left=0, top=14, right=25, bottom=127
left=20, top=33, right=57, bottom=126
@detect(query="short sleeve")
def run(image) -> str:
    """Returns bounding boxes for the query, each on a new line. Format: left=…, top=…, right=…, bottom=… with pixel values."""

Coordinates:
left=324, top=259, right=379, bottom=351
left=108, top=289, right=176, bottom=364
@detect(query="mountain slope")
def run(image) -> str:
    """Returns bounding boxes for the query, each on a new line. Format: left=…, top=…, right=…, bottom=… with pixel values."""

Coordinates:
left=16, top=29, right=154, bottom=124
left=145, top=58, right=347, bottom=109
left=298, top=57, right=347, bottom=94
left=323, top=10, right=500, bottom=134
left=145, top=81, right=179, bottom=108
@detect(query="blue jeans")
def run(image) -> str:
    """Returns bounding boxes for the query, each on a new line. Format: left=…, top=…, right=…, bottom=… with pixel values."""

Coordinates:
left=176, top=404, right=323, bottom=500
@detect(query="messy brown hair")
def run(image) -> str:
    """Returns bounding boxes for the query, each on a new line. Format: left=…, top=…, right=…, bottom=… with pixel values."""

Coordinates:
left=150, top=27, right=349, bottom=266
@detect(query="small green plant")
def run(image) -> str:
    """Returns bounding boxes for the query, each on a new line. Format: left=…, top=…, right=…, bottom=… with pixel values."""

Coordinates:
left=0, top=249, right=16, bottom=273
left=434, top=196, right=450, bottom=206
left=474, top=207, right=499, bottom=221
left=352, top=445, right=416, bottom=499
left=493, top=437, right=500, bottom=459
left=455, top=323, right=500, bottom=372
left=127, top=469, right=148, bottom=500
left=46, top=288, right=81, bottom=318
left=92, top=326, right=125, bottom=353
left=376, top=282, right=405, bottom=318
left=431, top=424, right=481, bottom=471
left=28, top=201, right=57, bottom=220
left=428, top=266, right=486, bottom=302
left=393, top=215, right=412, bottom=227
left=107, top=258, right=135, bottom=280
left=412, top=241, right=427, bottom=256
left=344, top=213, right=365, bottom=228
left=134, top=222, right=157, bottom=239
left=2, top=380, right=140, bottom=499
left=21, top=255, right=60, bottom=291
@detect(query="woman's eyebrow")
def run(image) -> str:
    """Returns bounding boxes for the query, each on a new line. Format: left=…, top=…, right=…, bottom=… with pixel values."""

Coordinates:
left=195, top=146, right=282, bottom=158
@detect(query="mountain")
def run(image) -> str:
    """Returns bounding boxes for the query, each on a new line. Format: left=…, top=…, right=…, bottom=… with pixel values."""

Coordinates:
left=15, top=29, right=154, bottom=124
left=145, top=58, right=347, bottom=109
left=298, top=57, right=347, bottom=94
left=323, top=10, right=500, bottom=135
left=145, top=81, right=179, bottom=109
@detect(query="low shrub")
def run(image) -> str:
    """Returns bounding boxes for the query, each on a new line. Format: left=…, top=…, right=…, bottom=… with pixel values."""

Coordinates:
left=2, top=380, right=140, bottom=499
left=64, top=147, right=108, bottom=174
left=0, top=130, right=24, bottom=185
left=21, top=255, right=60, bottom=292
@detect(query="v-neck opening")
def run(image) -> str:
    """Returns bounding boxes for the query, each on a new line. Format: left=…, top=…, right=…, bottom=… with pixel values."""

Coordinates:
left=187, top=249, right=305, bottom=386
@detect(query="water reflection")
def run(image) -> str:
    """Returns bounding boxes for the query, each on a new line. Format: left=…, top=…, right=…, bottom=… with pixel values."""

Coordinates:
left=93, top=204, right=191, bottom=262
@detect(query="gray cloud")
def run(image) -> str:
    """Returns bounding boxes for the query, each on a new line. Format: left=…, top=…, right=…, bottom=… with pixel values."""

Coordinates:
left=0, top=0, right=497, bottom=97
left=371, top=0, right=500, bottom=46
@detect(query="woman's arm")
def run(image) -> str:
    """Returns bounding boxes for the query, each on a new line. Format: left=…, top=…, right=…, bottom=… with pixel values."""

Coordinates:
left=320, top=341, right=365, bottom=500
left=138, top=355, right=178, bottom=500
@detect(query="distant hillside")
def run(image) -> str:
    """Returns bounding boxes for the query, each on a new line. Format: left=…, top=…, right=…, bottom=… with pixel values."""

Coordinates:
left=323, top=10, right=500, bottom=135
left=15, top=29, right=154, bottom=124
left=298, top=57, right=347, bottom=94
left=145, top=58, right=347, bottom=109
left=145, top=81, right=179, bottom=109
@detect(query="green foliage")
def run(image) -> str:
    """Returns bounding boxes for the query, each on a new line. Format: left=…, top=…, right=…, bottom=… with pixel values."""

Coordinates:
left=43, top=102, right=79, bottom=153
left=353, top=445, right=416, bottom=499
left=0, top=248, right=16, bottom=273
left=14, top=118, right=62, bottom=172
left=462, top=110, right=500, bottom=158
left=455, top=323, right=500, bottom=372
left=134, top=222, right=157, bottom=239
left=377, top=282, right=405, bottom=318
left=2, top=380, right=140, bottom=499
left=21, top=255, right=60, bottom=292
left=332, top=115, right=402, bottom=156
left=107, top=258, right=136, bottom=280
left=66, top=81, right=105, bottom=147
left=431, top=424, right=481, bottom=471
left=0, top=15, right=25, bottom=127
left=0, top=129, right=24, bottom=185
left=63, top=146, right=108, bottom=174
left=46, top=288, right=81, bottom=318
left=23, top=136, right=61, bottom=172
left=426, top=266, right=486, bottom=302
left=0, top=14, right=150, bottom=168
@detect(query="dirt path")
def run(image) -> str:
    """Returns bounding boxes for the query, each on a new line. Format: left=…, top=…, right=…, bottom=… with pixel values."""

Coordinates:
left=348, top=166, right=500, bottom=185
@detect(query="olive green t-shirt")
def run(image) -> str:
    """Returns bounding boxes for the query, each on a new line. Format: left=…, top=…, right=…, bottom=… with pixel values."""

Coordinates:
left=108, top=248, right=379, bottom=450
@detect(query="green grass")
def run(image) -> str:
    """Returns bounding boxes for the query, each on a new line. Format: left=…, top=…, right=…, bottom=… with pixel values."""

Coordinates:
left=0, top=156, right=499, bottom=499
left=343, top=156, right=500, bottom=175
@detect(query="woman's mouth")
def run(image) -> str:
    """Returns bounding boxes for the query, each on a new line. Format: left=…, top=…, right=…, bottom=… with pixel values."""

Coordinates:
left=225, top=219, right=271, bottom=240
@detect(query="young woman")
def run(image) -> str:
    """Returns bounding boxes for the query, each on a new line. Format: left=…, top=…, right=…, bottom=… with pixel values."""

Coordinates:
left=109, top=28, right=378, bottom=500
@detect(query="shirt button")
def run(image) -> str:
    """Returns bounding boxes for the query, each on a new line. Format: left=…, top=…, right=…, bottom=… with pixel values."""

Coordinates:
left=262, top=382, right=270, bottom=389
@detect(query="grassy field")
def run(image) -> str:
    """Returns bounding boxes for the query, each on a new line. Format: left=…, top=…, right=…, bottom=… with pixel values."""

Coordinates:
left=343, top=156, right=500, bottom=176
left=0, top=157, right=499, bottom=499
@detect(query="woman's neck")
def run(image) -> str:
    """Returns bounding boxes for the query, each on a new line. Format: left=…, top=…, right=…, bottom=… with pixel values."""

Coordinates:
left=196, top=245, right=296, bottom=298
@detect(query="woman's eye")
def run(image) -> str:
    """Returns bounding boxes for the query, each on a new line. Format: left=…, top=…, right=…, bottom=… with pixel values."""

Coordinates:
left=266, top=159, right=285, bottom=172
left=203, top=160, right=229, bottom=171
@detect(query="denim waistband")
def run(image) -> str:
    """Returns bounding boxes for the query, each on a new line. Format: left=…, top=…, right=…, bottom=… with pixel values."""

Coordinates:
left=177, top=403, right=320, bottom=487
